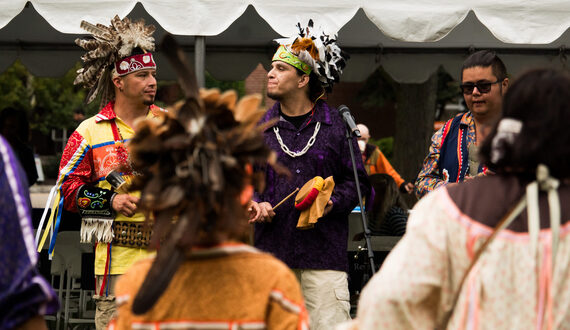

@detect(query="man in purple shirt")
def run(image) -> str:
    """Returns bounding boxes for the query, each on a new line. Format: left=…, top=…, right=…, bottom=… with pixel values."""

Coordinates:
left=249, top=21, right=370, bottom=329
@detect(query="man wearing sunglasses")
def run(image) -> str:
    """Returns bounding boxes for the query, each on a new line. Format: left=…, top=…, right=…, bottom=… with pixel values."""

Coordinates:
left=415, top=50, right=509, bottom=198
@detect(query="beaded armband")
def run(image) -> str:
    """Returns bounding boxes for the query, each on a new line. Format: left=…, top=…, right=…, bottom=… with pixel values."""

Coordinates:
left=76, top=185, right=116, bottom=243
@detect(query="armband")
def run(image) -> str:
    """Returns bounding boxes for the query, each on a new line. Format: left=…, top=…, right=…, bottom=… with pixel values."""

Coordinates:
left=76, top=185, right=116, bottom=243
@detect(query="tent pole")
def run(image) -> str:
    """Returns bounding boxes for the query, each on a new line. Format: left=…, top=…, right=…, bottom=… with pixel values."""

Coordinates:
left=195, top=36, right=206, bottom=88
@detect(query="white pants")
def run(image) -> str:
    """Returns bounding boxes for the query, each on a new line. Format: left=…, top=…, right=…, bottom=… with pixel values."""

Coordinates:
left=292, top=269, right=351, bottom=330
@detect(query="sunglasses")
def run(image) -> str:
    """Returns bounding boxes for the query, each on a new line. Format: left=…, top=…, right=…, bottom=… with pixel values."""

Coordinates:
left=460, top=80, right=502, bottom=95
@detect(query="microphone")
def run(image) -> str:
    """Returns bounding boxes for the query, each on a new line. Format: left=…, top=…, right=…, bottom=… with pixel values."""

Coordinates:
left=338, top=105, right=361, bottom=137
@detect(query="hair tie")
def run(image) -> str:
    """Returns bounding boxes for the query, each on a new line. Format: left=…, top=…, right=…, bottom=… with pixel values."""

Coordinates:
left=490, top=118, right=523, bottom=163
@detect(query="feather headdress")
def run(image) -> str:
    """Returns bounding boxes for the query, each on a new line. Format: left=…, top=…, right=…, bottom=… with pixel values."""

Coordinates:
left=126, top=34, right=278, bottom=315
left=74, top=15, right=156, bottom=107
left=273, top=19, right=349, bottom=89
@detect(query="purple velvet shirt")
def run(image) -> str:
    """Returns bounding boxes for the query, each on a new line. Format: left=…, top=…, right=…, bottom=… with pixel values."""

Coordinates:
left=254, top=101, right=370, bottom=272
left=0, top=135, right=58, bottom=329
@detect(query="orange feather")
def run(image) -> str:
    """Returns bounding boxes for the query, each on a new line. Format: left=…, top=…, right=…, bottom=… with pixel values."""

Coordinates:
left=291, top=38, right=319, bottom=60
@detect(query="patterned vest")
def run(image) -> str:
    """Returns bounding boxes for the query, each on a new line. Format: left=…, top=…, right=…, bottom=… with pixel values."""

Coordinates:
left=439, top=114, right=483, bottom=183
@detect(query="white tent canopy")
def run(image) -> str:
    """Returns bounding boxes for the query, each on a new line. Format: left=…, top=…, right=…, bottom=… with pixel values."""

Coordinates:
left=1, top=0, right=569, bottom=83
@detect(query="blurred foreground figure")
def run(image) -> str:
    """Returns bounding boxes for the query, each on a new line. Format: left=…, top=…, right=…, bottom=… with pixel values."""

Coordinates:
left=0, top=135, right=58, bottom=329
left=344, top=68, right=570, bottom=329
left=107, top=35, right=308, bottom=330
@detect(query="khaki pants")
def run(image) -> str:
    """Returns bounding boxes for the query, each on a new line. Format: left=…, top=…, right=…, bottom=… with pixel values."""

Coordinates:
left=293, top=269, right=351, bottom=330
left=94, top=275, right=119, bottom=330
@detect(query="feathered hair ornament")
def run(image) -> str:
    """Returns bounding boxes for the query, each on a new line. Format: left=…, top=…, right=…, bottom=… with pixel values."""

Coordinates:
left=273, top=19, right=349, bottom=90
left=74, top=15, right=156, bottom=107
left=126, top=34, right=279, bottom=315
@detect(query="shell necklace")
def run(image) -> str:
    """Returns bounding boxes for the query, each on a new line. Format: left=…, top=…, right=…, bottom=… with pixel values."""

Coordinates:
left=274, top=122, right=321, bottom=158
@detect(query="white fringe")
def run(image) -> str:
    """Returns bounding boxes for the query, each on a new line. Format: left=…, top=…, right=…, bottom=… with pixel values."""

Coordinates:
left=80, top=219, right=114, bottom=243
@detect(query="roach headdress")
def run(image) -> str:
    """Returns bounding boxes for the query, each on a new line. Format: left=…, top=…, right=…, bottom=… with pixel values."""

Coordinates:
left=127, top=34, right=276, bottom=315
left=272, top=19, right=349, bottom=90
left=74, top=15, right=156, bottom=108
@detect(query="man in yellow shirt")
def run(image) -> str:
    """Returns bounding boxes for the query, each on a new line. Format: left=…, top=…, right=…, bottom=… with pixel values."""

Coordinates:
left=50, top=16, right=163, bottom=329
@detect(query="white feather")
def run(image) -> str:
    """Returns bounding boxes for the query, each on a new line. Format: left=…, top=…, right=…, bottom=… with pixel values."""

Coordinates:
left=188, top=116, right=206, bottom=135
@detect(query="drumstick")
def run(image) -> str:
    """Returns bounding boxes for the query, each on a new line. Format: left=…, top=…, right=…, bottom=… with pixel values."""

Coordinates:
left=272, top=187, right=299, bottom=211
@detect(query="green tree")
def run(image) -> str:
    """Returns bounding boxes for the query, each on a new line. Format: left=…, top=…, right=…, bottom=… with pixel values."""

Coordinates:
left=0, top=61, right=99, bottom=135
left=205, top=72, right=245, bottom=97
left=31, top=63, right=100, bottom=134
left=0, top=61, right=32, bottom=112
left=356, top=67, right=397, bottom=109
left=370, top=136, right=394, bottom=161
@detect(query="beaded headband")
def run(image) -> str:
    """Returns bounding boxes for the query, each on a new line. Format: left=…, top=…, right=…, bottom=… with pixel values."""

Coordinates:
left=114, top=53, right=157, bottom=77
left=272, top=45, right=312, bottom=75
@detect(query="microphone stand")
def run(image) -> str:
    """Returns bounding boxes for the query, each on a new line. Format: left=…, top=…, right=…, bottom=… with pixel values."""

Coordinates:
left=344, top=127, right=376, bottom=276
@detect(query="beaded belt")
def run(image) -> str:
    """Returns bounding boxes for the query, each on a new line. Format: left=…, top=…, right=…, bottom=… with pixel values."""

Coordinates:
left=112, top=221, right=152, bottom=248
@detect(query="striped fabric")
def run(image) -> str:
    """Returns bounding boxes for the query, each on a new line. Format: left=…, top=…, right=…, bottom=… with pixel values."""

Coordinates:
left=113, top=320, right=267, bottom=330
left=109, top=243, right=309, bottom=330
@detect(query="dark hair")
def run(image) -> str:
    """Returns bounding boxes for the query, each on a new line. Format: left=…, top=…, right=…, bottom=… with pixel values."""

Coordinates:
left=479, top=68, right=570, bottom=180
left=295, top=68, right=326, bottom=103
left=368, top=174, right=407, bottom=233
left=461, top=50, right=508, bottom=81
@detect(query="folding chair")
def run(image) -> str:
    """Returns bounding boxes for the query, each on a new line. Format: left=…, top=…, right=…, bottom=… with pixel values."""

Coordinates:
left=56, top=232, right=96, bottom=329
left=44, top=251, right=65, bottom=330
